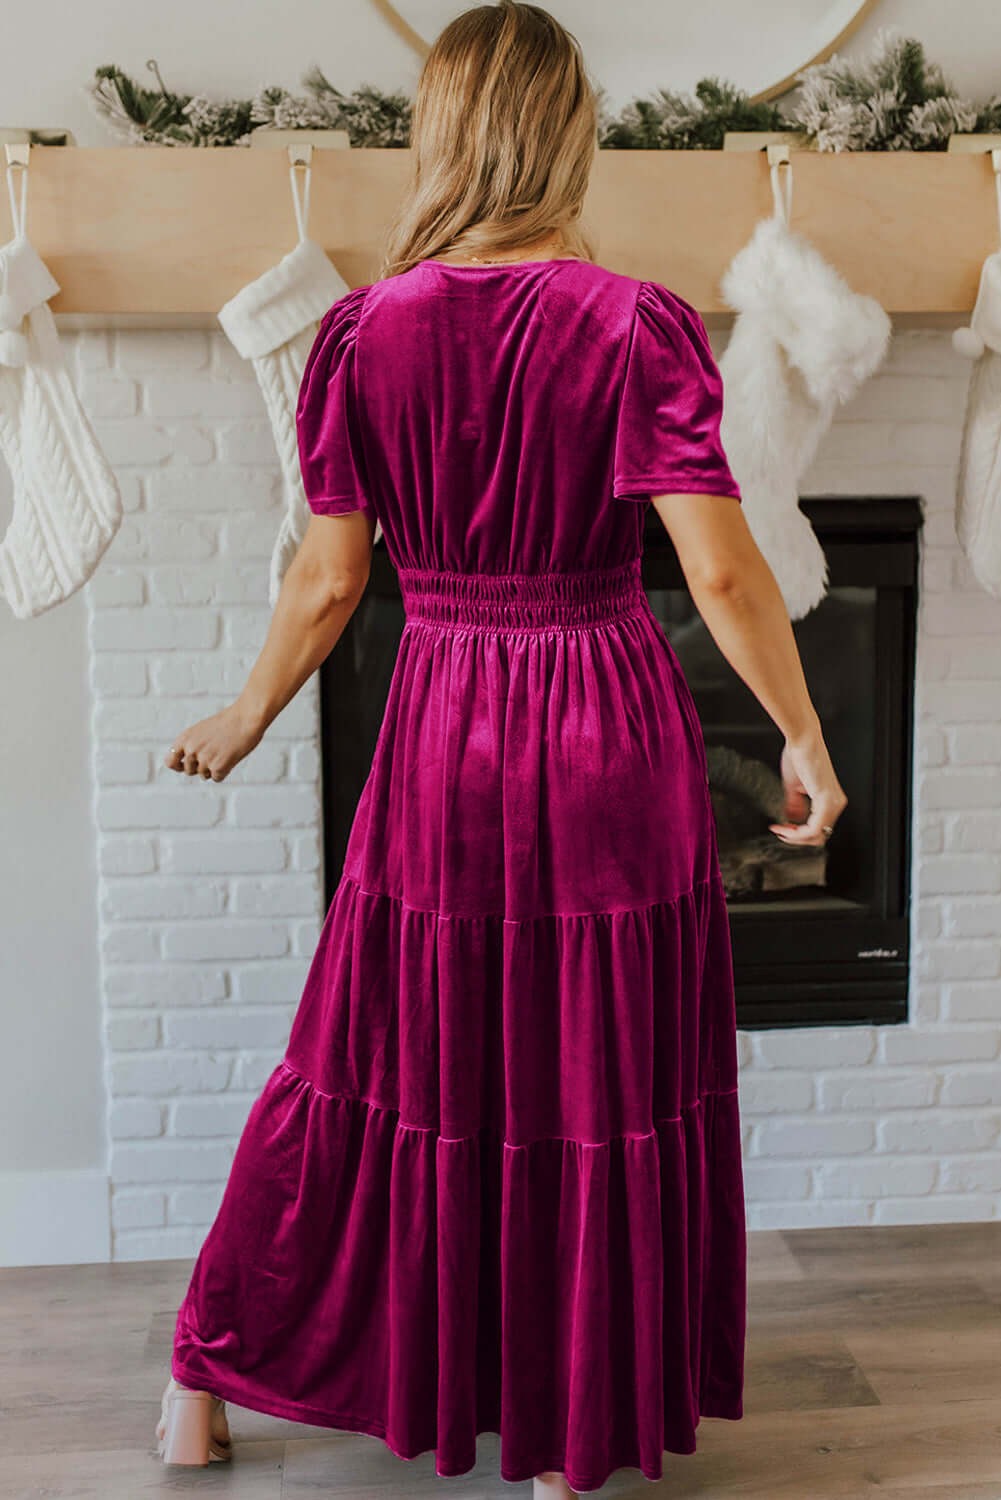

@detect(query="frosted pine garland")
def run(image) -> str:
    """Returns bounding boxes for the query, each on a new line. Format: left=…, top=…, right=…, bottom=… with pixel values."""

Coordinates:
left=786, top=27, right=981, bottom=152
left=597, top=77, right=787, bottom=150
left=87, top=36, right=1001, bottom=153
left=89, top=62, right=412, bottom=148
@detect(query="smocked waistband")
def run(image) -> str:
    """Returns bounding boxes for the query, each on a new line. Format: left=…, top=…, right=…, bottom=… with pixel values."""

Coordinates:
left=397, top=559, right=646, bottom=630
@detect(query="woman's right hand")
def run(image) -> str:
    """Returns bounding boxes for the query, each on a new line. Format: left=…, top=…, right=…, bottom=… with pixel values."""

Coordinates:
left=769, top=729, right=848, bottom=848
left=164, top=701, right=265, bottom=783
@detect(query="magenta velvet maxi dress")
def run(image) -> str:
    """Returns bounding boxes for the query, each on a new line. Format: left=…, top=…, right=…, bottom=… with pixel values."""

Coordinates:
left=171, top=257, right=747, bottom=1493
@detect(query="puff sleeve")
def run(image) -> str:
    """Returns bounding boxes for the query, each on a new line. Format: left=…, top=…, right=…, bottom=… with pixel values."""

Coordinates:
left=295, top=284, right=372, bottom=515
left=612, top=280, right=742, bottom=503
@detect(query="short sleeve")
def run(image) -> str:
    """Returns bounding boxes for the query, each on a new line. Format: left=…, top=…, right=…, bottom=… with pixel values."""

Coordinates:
left=612, top=280, right=742, bottom=503
left=295, top=284, right=372, bottom=515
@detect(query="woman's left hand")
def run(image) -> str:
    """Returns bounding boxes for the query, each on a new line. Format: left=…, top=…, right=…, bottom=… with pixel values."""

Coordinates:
left=164, top=702, right=264, bottom=782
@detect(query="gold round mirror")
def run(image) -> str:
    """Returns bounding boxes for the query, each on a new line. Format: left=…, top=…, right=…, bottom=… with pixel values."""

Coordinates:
left=371, top=0, right=881, bottom=104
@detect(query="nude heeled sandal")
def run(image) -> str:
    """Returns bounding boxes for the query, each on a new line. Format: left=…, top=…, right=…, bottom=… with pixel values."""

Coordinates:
left=534, top=1472, right=579, bottom=1498
left=156, top=1375, right=232, bottom=1464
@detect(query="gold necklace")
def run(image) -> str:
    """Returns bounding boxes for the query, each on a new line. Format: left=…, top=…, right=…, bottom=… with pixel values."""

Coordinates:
left=466, top=246, right=571, bottom=264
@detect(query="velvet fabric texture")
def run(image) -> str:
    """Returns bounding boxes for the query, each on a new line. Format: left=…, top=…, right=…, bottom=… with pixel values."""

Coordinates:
left=172, top=259, right=747, bottom=1493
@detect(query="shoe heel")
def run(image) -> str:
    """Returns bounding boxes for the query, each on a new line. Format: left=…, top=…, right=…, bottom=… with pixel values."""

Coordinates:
left=161, top=1389, right=213, bottom=1465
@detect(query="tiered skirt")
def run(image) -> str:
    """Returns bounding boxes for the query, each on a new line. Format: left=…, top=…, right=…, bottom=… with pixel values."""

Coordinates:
left=173, top=557, right=746, bottom=1493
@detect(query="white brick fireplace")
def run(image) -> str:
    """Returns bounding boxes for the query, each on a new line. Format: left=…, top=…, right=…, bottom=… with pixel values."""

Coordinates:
left=81, top=320, right=1001, bottom=1260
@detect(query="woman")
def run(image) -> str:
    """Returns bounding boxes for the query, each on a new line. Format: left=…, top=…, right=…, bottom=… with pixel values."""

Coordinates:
left=155, top=3, right=847, bottom=1495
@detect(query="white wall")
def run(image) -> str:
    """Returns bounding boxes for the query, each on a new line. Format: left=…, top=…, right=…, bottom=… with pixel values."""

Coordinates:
left=0, top=498, right=109, bottom=1262
left=83, top=323, right=324, bottom=1255
left=742, top=329, right=1001, bottom=1228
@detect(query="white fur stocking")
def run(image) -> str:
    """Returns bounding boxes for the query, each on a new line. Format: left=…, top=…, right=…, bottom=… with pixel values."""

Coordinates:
left=717, top=213, right=892, bottom=620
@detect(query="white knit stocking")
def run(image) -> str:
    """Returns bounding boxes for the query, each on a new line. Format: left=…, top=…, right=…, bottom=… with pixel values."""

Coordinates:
left=250, top=322, right=324, bottom=603
left=0, top=199, right=122, bottom=619
left=955, top=347, right=1001, bottom=598
left=218, top=235, right=371, bottom=607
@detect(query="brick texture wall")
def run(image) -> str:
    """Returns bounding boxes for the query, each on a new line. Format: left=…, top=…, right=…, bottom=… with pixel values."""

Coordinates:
left=82, top=323, right=1001, bottom=1258
left=83, top=325, right=322, bottom=1257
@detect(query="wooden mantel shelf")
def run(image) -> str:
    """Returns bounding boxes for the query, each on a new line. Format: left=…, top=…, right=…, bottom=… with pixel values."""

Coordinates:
left=1, top=146, right=997, bottom=326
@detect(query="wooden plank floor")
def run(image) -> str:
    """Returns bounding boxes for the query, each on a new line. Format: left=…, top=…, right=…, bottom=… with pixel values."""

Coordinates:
left=1, top=1223, right=1000, bottom=1498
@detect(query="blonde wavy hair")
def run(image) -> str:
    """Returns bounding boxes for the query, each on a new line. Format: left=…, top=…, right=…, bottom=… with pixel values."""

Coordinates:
left=379, top=1, right=599, bottom=279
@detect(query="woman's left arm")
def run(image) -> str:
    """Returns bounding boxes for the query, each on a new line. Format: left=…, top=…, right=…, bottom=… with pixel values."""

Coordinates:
left=164, top=509, right=376, bottom=781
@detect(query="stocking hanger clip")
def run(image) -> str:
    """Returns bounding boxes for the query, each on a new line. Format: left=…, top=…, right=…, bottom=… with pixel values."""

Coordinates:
left=766, top=142, right=792, bottom=226
left=287, top=143, right=313, bottom=243
left=4, top=144, right=30, bottom=238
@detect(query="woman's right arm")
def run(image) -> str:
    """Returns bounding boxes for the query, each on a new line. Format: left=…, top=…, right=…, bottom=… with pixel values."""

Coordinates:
left=164, top=509, right=375, bottom=782
left=650, top=492, right=848, bottom=848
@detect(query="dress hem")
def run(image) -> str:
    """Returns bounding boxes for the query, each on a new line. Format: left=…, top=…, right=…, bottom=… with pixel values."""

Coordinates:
left=170, top=1355, right=743, bottom=1491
